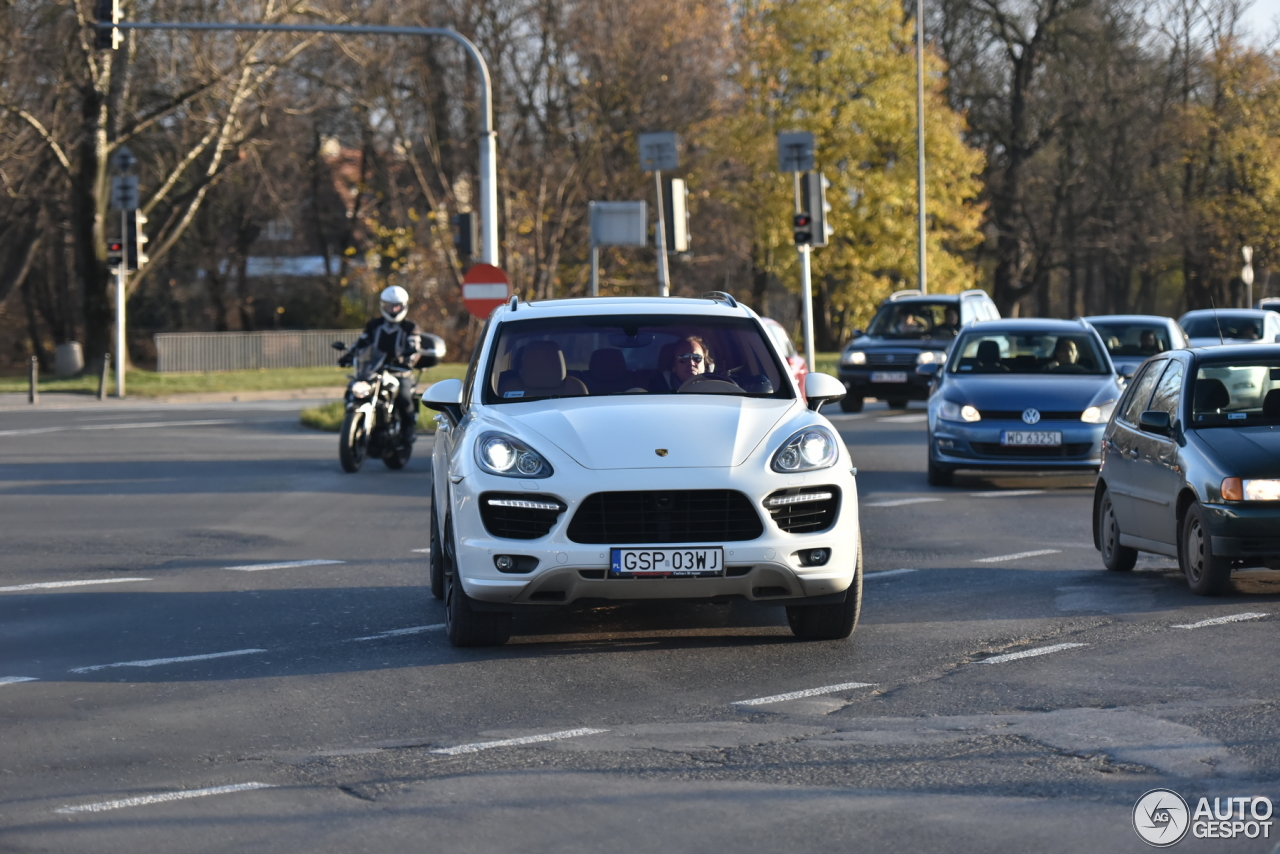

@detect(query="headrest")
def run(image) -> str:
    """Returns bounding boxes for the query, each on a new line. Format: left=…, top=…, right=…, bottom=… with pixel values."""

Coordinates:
left=589, top=348, right=627, bottom=378
left=520, top=341, right=567, bottom=389
left=1263, top=388, right=1280, bottom=418
left=1194, top=378, right=1230, bottom=412
left=976, top=340, right=1001, bottom=363
left=656, top=342, right=676, bottom=371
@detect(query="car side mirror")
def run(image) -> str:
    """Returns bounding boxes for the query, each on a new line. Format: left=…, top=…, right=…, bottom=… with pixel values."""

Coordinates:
left=915, top=363, right=940, bottom=377
left=1118, top=365, right=1136, bottom=379
left=1138, top=409, right=1171, bottom=436
left=848, top=329, right=864, bottom=340
left=1274, top=334, right=1280, bottom=343
left=422, top=377, right=464, bottom=424
left=803, top=372, right=846, bottom=412
left=331, top=341, right=347, bottom=351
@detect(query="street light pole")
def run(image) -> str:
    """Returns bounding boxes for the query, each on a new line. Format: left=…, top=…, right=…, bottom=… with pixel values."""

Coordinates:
left=915, top=0, right=928, bottom=294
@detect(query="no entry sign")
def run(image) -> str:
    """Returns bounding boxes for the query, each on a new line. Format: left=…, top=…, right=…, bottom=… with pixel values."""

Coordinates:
left=461, top=264, right=511, bottom=319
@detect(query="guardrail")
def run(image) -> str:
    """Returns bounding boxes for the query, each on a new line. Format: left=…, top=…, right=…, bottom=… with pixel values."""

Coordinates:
left=155, top=330, right=363, bottom=373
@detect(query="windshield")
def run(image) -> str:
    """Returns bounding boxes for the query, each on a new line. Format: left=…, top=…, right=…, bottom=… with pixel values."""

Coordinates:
left=482, top=315, right=792, bottom=404
left=865, top=302, right=961, bottom=340
left=948, top=330, right=1110, bottom=375
left=1191, top=361, right=1280, bottom=427
left=1089, top=321, right=1173, bottom=357
left=1182, top=314, right=1264, bottom=340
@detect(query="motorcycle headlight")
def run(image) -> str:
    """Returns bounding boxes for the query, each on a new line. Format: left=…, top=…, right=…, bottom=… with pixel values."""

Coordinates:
left=917, top=351, right=942, bottom=365
left=1080, top=400, right=1117, bottom=424
left=350, top=381, right=373, bottom=398
left=938, top=400, right=981, bottom=422
left=771, top=426, right=839, bottom=473
left=475, top=432, right=553, bottom=478
left=842, top=350, right=867, bottom=366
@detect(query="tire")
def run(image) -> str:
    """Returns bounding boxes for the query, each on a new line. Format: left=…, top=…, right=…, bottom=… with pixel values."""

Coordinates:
left=886, top=397, right=909, bottom=409
left=338, top=410, right=368, bottom=473
left=383, top=440, right=412, bottom=470
left=927, top=452, right=954, bottom=487
left=443, top=515, right=512, bottom=647
left=786, top=534, right=863, bottom=641
left=839, top=395, right=864, bottom=413
left=429, top=500, right=445, bottom=600
left=1097, top=487, right=1137, bottom=571
left=1180, top=502, right=1232, bottom=596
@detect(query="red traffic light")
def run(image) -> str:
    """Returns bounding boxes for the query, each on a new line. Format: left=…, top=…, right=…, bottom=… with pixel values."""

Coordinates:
left=793, top=212, right=813, bottom=245
left=107, top=241, right=123, bottom=252
left=793, top=214, right=812, bottom=227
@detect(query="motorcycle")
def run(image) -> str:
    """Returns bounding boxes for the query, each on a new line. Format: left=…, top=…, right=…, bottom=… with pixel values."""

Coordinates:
left=330, top=340, right=440, bottom=472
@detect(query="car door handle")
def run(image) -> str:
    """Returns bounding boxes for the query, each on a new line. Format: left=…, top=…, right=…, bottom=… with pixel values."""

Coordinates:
left=1127, top=448, right=1139, bottom=459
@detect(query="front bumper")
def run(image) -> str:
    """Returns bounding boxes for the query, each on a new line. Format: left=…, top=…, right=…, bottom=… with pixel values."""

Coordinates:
left=930, top=418, right=1104, bottom=471
left=1201, top=503, right=1280, bottom=559
left=449, top=466, right=860, bottom=608
left=837, top=366, right=932, bottom=401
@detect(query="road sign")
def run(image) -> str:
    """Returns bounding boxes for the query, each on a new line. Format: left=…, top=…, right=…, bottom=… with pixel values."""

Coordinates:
left=638, top=132, right=678, bottom=172
left=110, top=175, right=138, bottom=211
left=777, top=132, right=815, bottom=173
left=461, top=263, right=511, bottom=319
left=111, top=146, right=136, bottom=173
left=590, top=201, right=648, bottom=247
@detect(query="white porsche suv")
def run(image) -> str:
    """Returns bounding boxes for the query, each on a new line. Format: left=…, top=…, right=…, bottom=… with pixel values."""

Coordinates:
left=423, top=293, right=862, bottom=646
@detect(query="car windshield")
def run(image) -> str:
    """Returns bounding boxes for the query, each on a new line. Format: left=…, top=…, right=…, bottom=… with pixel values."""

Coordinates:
left=1182, top=314, right=1263, bottom=340
left=482, top=314, right=792, bottom=403
left=948, top=331, right=1110, bottom=375
left=865, top=302, right=961, bottom=340
left=1089, top=321, right=1172, bottom=357
left=1191, top=361, right=1280, bottom=427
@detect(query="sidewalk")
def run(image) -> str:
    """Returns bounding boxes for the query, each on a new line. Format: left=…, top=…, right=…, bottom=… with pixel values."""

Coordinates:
left=0, top=386, right=346, bottom=410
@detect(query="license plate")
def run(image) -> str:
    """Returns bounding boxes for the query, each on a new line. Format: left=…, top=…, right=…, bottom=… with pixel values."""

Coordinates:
left=1000, top=431, right=1062, bottom=446
left=871, top=371, right=909, bottom=383
left=609, top=547, right=725, bottom=578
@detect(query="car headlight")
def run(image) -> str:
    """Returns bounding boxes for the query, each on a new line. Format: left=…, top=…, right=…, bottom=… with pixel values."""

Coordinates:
left=1222, top=477, right=1280, bottom=501
left=1080, top=400, right=1117, bottom=423
left=842, top=350, right=867, bottom=366
left=917, top=351, right=942, bottom=365
left=350, top=381, right=373, bottom=398
left=938, top=400, right=981, bottom=422
left=771, top=426, right=839, bottom=473
left=475, top=432, right=553, bottom=478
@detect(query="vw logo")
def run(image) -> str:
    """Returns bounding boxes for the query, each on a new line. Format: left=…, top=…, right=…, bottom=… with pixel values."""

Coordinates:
left=1022, top=408, right=1041, bottom=425
left=885, top=355, right=895, bottom=362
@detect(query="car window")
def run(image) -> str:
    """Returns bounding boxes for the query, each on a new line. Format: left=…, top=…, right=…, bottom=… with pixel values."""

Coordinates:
left=1182, top=313, right=1264, bottom=340
left=1089, top=321, right=1173, bottom=358
left=865, top=302, right=962, bottom=339
left=948, top=330, right=1110, bottom=375
left=481, top=314, right=792, bottom=403
left=766, top=323, right=798, bottom=359
left=460, top=318, right=491, bottom=411
left=1147, top=361, right=1184, bottom=424
left=1191, top=360, right=1280, bottom=427
left=1120, top=361, right=1163, bottom=424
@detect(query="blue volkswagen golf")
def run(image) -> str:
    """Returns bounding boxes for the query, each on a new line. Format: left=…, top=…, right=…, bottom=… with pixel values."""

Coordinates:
left=919, top=319, right=1126, bottom=485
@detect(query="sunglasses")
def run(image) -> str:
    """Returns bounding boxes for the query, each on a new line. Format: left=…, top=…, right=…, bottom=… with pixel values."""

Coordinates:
left=676, top=353, right=705, bottom=364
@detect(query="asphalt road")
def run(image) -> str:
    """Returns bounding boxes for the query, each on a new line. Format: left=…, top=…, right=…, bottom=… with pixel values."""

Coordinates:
left=2, top=398, right=1279, bottom=853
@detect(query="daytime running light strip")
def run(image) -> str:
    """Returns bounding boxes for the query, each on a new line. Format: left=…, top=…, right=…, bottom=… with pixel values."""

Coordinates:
left=485, top=498, right=562, bottom=511
left=765, top=491, right=834, bottom=508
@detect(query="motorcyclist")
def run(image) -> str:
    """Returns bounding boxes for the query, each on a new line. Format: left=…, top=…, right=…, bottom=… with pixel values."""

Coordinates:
left=338, top=285, right=425, bottom=448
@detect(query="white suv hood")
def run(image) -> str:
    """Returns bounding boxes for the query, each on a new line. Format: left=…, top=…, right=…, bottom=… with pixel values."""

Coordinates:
left=500, top=396, right=798, bottom=469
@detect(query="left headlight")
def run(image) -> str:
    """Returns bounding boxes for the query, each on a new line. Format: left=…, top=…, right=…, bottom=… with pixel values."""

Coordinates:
left=938, top=399, right=981, bottom=422
left=917, top=350, right=942, bottom=365
left=771, top=426, right=839, bottom=473
left=1081, top=400, right=1118, bottom=423
left=842, top=350, right=867, bottom=366
left=475, top=432, right=554, bottom=478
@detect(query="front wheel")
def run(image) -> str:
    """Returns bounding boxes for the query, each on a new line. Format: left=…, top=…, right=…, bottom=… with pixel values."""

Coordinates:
left=786, top=535, right=863, bottom=641
left=338, top=410, right=368, bottom=473
left=839, top=394, right=864, bottom=413
left=442, top=515, right=512, bottom=647
left=383, top=440, right=412, bottom=470
left=1180, top=502, right=1232, bottom=595
left=429, top=501, right=445, bottom=600
left=927, top=452, right=954, bottom=487
left=1097, top=487, right=1137, bottom=571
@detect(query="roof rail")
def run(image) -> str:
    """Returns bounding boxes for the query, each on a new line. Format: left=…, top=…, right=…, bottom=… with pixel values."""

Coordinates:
left=889, top=289, right=922, bottom=301
left=960, top=289, right=989, bottom=298
left=700, top=291, right=738, bottom=308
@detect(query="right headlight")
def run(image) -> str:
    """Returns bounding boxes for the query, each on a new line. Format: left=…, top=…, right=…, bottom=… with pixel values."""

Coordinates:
left=474, top=432, right=553, bottom=478
left=771, top=426, right=839, bottom=473
left=938, top=400, right=981, bottom=422
left=842, top=350, right=867, bottom=366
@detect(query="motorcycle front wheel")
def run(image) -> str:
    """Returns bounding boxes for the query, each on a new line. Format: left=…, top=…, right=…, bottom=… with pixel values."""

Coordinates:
left=338, top=410, right=369, bottom=473
left=383, top=441, right=412, bottom=470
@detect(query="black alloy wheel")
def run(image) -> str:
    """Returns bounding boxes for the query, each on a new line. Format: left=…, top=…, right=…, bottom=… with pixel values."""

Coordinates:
left=786, top=534, right=863, bottom=640
left=926, top=447, right=954, bottom=487
left=1179, top=502, right=1232, bottom=596
left=429, top=500, right=445, bottom=600
left=443, top=514, right=512, bottom=647
left=1097, top=487, right=1137, bottom=572
left=338, top=410, right=368, bottom=473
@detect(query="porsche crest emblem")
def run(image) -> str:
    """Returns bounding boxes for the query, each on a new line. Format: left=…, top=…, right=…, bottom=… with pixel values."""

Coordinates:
left=655, top=449, right=669, bottom=457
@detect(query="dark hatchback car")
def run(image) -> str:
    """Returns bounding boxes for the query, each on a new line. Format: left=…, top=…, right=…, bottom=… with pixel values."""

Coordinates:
left=1093, top=345, right=1280, bottom=594
left=837, top=289, right=999, bottom=412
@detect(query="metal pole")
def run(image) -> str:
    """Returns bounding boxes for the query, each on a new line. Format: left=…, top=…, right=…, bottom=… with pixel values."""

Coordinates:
left=590, top=244, right=599, bottom=297
left=654, top=170, right=670, bottom=297
left=112, top=21, right=500, bottom=267
left=28, top=355, right=38, bottom=405
left=98, top=353, right=111, bottom=400
left=795, top=172, right=816, bottom=372
left=117, top=208, right=127, bottom=398
left=915, top=0, right=928, bottom=294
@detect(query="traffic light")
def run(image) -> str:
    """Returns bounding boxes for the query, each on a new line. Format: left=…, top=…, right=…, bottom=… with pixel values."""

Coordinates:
left=793, top=212, right=813, bottom=246
left=662, top=177, right=690, bottom=253
left=803, top=171, right=833, bottom=247
left=106, top=240, right=123, bottom=268
left=125, top=210, right=148, bottom=270
left=451, top=212, right=477, bottom=259
left=94, top=0, right=121, bottom=50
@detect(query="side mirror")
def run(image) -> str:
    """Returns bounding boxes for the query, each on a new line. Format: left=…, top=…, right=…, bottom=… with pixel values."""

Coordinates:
left=1138, top=409, right=1171, bottom=436
left=331, top=341, right=347, bottom=351
left=803, top=372, right=847, bottom=412
left=848, top=329, right=864, bottom=340
left=422, top=377, right=464, bottom=424
left=1274, top=334, right=1280, bottom=343
left=1118, top=365, right=1136, bottom=379
left=915, top=362, right=940, bottom=377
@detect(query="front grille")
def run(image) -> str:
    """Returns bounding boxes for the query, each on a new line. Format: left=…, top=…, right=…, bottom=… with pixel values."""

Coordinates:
left=567, top=490, right=763, bottom=544
left=971, top=442, right=1094, bottom=458
left=864, top=352, right=920, bottom=367
left=479, top=492, right=566, bottom=539
left=765, top=487, right=841, bottom=534
left=980, top=410, right=1084, bottom=421
left=1238, top=538, right=1280, bottom=555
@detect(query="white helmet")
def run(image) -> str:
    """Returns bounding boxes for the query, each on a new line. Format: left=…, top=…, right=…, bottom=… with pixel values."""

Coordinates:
left=380, top=285, right=409, bottom=323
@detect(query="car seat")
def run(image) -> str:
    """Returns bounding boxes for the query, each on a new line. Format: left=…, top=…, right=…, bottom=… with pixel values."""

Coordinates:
left=1262, top=388, right=1280, bottom=418
left=975, top=340, right=1006, bottom=372
left=1194, top=378, right=1230, bottom=412
left=585, top=348, right=631, bottom=395
left=497, top=341, right=588, bottom=398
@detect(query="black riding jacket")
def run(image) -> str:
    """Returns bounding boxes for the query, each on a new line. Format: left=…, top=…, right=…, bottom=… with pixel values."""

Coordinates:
left=349, top=317, right=423, bottom=368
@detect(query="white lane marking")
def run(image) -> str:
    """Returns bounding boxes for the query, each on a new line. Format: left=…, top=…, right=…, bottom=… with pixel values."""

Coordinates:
left=864, top=497, right=944, bottom=508
left=732, top=681, right=875, bottom=706
left=970, top=490, right=1045, bottom=498
left=430, top=728, right=609, bottom=756
left=867, top=569, right=918, bottom=579
left=224, top=560, right=345, bottom=572
left=70, top=649, right=267, bottom=674
left=1, top=677, right=38, bottom=686
left=0, top=419, right=237, bottom=437
left=878, top=414, right=928, bottom=423
left=981, top=642, right=1086, bottom=664
left=0, top=578, right=151, bottom=593
left=411, top=548, right=431, bottom=553
left=827, top=413, right=866, bottom=421
left=975, top=549, right=1061, bottom=564
left=350, top=624, right=445, bottom=641
left=1173, top=612, right=1268, bottom=629
left=55, top=782, right=276, bottom=814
